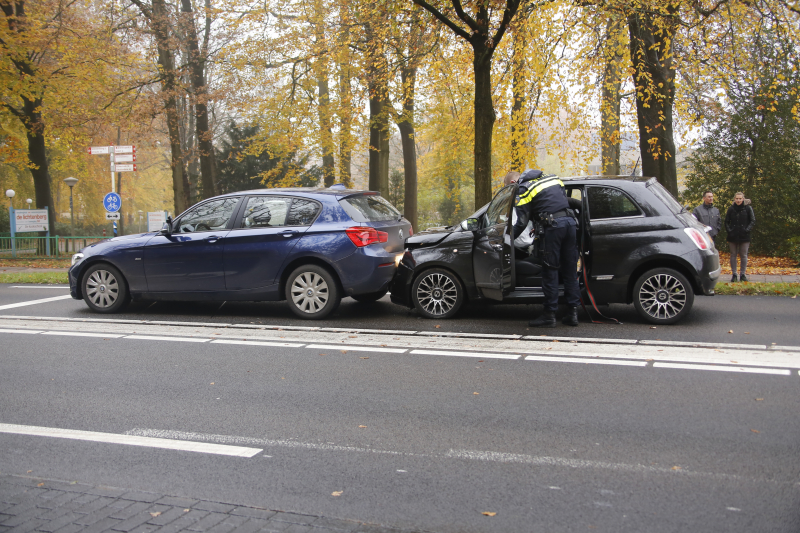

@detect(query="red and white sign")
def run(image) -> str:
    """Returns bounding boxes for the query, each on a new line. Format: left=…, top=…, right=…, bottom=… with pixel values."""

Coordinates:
left=111, top=163, right=136, bottom=172
left=114, top=145, right=136, bottom=154
left=88, top=146, right=110, bottom=155
left=113, top=154, right=136, bottom=163
left=14, top=209, right=49, bottom=232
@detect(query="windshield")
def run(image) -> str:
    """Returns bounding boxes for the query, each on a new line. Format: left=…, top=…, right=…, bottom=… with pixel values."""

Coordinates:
left=647, top=181, right=684, bottom=215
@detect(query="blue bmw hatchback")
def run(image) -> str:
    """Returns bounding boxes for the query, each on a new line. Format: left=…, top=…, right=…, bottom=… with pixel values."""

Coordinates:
left=69, top=187, right=412, bottom=319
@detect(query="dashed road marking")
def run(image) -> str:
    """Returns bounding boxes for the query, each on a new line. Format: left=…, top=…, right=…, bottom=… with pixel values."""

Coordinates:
left=524, top=355, right=647, bottom=367
left=41, top=331, right=125, bottom=338
left=0, top=295, right=73, bottom=310
left=123, top=335, right=210, bottom=343
left=410, top=349, right=518, bottom=359
left=653, top=362, right=791, bottom=375
left=307, top=344, right=407, bottom=353
left=211, top=339, right=304, bottom=348
left=9, top=286, right=70, bottom=289
left=0, top=423, right=262, bottom=457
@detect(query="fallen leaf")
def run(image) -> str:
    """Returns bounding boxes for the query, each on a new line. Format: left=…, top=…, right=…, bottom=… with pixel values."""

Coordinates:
left=650, top=326, right=657, bottom=329
left=751, top=429, right=760, bottom=433
left=473, top=392, right=479, bottom=395
left=349, top=335, right=357, bottom=338
left=552, top=339, right=559, bottom=343
left=358, top=425, right=367, bottom=428
left=340, top=350, right=347, bottom=354
left=671, top=466, right=682, bottom=470
left=478, top=360, right=484, bottom=362
left=360, top=357, right=369, bottom=359
left=210, top=382, right=215, bottom=385
left=435, top=325, right=441, bottom=328
left=744, top=332, right=750, bottom=334
left=646, top=358, right=653, bottom=361
left=331, top=491, right=343, bottom=497
left=37, top=483, right=44, bottom=487
left=755, top=398, right=763, bottom=401
left=728, top=330, right=734, bottom=334
left=150, top=512, right=162, bottom=518
left=319, top=353, right=326, bottom=356
left=482, top=512, right=496, bottom=517
left=27, top=470, right=32, bottom=473
left=183, top=509, right=190, bottom=512
left=730, top=361, right=738, bottom=363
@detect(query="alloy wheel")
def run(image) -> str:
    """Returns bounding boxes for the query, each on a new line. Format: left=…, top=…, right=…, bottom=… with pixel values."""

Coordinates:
left=416, top=272, right=459, bottom=316
left=290, top=272, right=330, bottom=314
left=85, top=269, right=120, bottom=309
left=638, top=273, right=687, bottom=321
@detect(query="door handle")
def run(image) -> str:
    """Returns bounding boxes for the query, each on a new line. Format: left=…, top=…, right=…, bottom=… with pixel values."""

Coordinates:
left=279, top=230, right=298, bottom=238
left=205, top=235, right=221, bottom=243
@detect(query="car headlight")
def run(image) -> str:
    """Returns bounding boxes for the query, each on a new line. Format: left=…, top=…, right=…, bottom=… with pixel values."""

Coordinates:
left=71, top=252, right=84, bottom=266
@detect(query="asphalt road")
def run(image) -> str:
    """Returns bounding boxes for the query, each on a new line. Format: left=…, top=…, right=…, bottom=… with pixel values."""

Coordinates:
left=1, top=285, right=799, bottom=532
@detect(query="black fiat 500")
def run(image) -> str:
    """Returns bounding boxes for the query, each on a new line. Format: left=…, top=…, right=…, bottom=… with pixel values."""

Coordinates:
left=389, top=176, right=721, bottom=325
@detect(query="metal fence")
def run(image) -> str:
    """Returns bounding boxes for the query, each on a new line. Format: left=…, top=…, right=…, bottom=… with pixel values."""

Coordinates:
left=0, top=235, right=106, bottom=258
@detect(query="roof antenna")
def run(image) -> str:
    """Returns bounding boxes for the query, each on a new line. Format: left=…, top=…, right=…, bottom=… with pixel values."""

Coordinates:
left=630, top=157, right=640, bottom=176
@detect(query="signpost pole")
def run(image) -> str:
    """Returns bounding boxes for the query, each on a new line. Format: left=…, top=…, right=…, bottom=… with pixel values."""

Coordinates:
left=45, top=206, right=50, bottom=256
left=9, top=205, right=15, bottom=258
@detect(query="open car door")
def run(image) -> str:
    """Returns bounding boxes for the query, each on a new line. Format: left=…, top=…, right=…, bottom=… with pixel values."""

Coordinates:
left=472, top=184, right=516, bottom=300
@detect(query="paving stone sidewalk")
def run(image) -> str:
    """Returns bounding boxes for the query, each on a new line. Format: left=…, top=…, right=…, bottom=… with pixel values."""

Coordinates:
left=0, top=475, right=425, bottom=533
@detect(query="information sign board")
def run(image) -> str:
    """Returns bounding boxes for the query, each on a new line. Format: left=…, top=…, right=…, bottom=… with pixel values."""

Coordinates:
left=147, top=211, right=166, bottom=232
left=111, top=163, right=137, bottom=172
left=113, top=154, right=136, bottom=163
left=88, top=146, right=110, bottom=155
left=14, top=209, right=49, bottom=232
left=114, top=145, right=136, bottom=154
left=103, top=192, right=121, bottom=213
left=105, top=212, right=121, bottom=220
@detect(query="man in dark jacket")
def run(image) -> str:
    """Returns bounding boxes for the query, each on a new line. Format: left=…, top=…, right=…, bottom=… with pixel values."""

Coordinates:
left=692, top=190, right=721, bottom=243
left=512, top=169, right=580, bottom=327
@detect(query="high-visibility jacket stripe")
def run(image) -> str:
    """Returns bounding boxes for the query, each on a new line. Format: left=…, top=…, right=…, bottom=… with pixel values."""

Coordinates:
left=517, top=177, right=564, bottom=206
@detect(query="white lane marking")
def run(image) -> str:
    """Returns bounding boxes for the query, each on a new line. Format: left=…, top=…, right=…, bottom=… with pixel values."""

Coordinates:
left=653, top=362, right=791, bottom=375
left=0, top=423, right=261, bottom=457
left=211, top=339, right=304, bottom=348
left=641, top=340, right=768, bottom=350
left=10, top=286, right=70, bottom=289
left=0, top=295, right=73, bottom=310
left=41, top=331, right=124, bottom=338
left=124, top=335, right=210, bottom=343
left=417, top=331, right=522, bottom=339
left=306, top=344, right=407, bottom=353
left=410, top=349, right=518, bottom=360
left=523, top=335, right=638, bottom=344
left=0, top=328, right=43, bottom=334
left=524, top=355, right=647, bottom=367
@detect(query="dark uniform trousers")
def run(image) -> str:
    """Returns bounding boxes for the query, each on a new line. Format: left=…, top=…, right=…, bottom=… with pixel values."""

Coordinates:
left=541, top=216, right=581, bottom=312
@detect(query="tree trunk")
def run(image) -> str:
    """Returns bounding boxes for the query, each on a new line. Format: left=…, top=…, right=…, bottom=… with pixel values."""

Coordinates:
left=473, top=44, right=495, bottom=209
left=365, top=22, right=389, bottom=196
left=336, top=4, right=353, bottom=187
left=313, top=0, right=335, bottom=187
left=180, top=0, right=217, bottom=200
left=601, top=15, right=624, bottom=176
left=397, top=66, right=418, bottom=230
left=23, top=97, right=56, bottom=236
left=628, top=10, right=678, bottom=196
left=510, top=27, right=526, bottom=172
left=151, top=0, right=188, bottom=213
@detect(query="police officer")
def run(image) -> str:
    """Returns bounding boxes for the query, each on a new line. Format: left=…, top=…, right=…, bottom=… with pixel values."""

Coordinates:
left=512, top=169, right=580, bottom=327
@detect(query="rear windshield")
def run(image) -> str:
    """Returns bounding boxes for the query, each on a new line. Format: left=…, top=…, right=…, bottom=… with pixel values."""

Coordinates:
left=647, top=180, right=684, bottom=215
left=339, top=194, right=401, bottom=222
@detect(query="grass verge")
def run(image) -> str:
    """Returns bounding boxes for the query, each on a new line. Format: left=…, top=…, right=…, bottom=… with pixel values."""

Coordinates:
left=0, top=272, right=69, bottom=284
left=714, top=282, right=800, bottom=297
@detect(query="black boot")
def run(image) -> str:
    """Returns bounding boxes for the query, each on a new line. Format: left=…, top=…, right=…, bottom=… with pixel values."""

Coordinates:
left=529, top=310, right=557, bottom=328
left=562, top=307, right=579, bottom=326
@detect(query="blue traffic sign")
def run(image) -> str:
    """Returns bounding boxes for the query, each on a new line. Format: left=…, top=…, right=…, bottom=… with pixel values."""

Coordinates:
left=103, top=192, right=121, bottom=213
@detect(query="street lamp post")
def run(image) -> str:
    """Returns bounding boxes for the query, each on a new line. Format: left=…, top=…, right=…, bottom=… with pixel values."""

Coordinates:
left=63, top=177, right=78, bottom=238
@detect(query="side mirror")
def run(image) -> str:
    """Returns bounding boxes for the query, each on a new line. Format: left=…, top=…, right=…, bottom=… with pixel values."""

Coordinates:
left=160, top=216, right=173, bottom=236
left=464, top=218, right=480, bottom=231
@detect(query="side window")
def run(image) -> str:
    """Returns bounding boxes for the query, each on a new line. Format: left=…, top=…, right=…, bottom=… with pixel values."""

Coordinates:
left=240, top=197, right=290, bottom=228
left=177, top=198, right=238, bottom=233
left=286, top=199, right=321, bottom=226
left=566, top=188, right=582, bottom=201
left=485, top=185, right=515, bottom=226
left=587, top=187, right=642, bottom=220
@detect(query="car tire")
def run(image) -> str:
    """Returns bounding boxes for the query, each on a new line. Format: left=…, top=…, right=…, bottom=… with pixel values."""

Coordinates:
left=351, top=289, right=388, bottom=303
left=633, top=267, right=694, bottom=325
left=82, top=263, right=130, bottom=314
left=285, top=265, right=340, bottom=319
left=411, top=268, right=465, bottom=319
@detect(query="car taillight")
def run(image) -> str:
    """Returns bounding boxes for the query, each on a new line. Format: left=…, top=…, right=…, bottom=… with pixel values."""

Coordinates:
left=684, top=228, right=709, bottom=250
left=346, top=226, right=388, bottom=247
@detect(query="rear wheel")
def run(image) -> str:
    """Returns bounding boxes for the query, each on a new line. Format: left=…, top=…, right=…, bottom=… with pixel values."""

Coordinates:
left=351, top=289, right=388, bottom=303
left=285, top=265, right=340, bottom=319
left=82, top=263, right=129, bottom=313
left=633, top=268, right=694, bottom=325
left=411, top=268, right=464, bottom=319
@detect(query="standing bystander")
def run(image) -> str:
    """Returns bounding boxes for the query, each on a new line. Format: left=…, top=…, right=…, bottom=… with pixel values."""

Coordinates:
left=725, top=192, right=756, bottom=282
left=692, top=190, right=721, bottom=243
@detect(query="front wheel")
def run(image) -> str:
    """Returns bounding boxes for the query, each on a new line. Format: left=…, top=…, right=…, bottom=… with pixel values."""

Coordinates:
left=411, top=268, right=465, bottom=319
left=82, top=263, right=130, bottom=313
left=285, top=265, right=341, bottom=319
left=633, top=268, right=694, bottom=325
